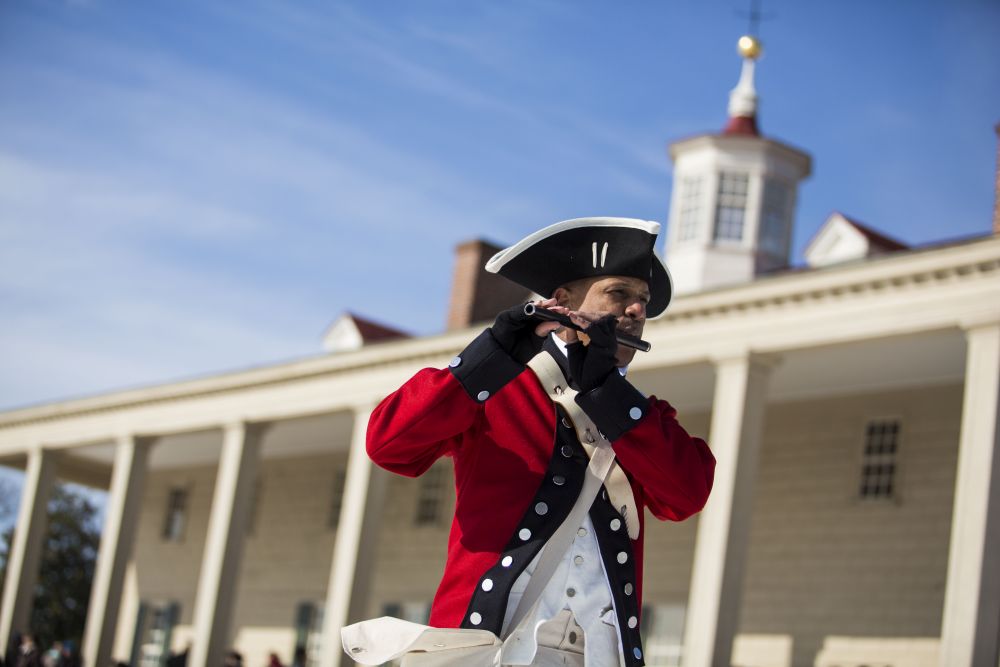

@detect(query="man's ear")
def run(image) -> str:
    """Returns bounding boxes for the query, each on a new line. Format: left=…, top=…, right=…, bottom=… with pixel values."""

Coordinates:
left=552, top=286, right=572, bottom=308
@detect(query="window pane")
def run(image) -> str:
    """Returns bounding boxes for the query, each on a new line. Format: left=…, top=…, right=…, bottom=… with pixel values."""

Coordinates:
left=713, top=173, right=748, bottom=241
left=415, top=465, right=447, bottom=525
left=677, top=177, right=703, bottom=242
left=859, top=419, right=900, bottom=500
left=162, top=488, right=188, bottom=541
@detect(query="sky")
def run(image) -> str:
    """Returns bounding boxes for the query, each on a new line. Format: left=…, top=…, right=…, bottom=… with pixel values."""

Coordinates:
left=1, top=0, right=999, bottom=411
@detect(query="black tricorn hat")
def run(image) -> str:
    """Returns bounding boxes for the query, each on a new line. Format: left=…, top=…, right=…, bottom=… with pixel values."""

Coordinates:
left=485, top=217, right=673, bottom=318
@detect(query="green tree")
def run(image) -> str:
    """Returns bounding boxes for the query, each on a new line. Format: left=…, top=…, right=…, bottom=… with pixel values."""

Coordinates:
left=0, top=483, right=101, bottom=650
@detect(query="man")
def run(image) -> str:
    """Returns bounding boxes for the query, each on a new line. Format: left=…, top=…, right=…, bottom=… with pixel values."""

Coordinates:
left=367, top=217, right=715, bottom=666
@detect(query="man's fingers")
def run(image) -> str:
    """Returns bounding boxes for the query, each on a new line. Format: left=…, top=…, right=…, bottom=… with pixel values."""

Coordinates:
left=533, top=321, right=561, bottom=337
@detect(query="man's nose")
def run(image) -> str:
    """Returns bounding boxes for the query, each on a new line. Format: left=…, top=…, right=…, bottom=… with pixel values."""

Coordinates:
left=624, top=300, right=646, bottom=320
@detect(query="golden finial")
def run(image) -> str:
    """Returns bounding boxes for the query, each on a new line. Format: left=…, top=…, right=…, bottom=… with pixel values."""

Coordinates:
left=737, top=35, right=762, bottom=60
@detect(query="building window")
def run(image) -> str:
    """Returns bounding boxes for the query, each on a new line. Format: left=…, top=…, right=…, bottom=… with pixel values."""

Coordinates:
left=415, top=464, right=447, bottom=526
left=162, top=487, right=188, bottom=542
left=641, top=603, right=686, bottom=666
left=327, top=467, right=347, bottom=530
left=860, top=419, right=900, bottom=499
left=132, top=601, right=180, bottom=667
left=759, top=179, right=791, bottom=259
left=713, top=172, right=749, bottom=241
left=293, top=601, right=324, bottom=667
left=676, top=176, right=703, bottom=242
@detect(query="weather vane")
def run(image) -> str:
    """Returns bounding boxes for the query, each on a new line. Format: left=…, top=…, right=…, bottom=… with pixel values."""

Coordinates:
left=736, top=0, right=773, bottom=59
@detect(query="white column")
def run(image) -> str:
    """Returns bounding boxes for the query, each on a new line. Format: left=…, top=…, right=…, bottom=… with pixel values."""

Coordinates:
left=319, top=405, right=388, bottom=667
left=683, top=353, right=776, bottom=667
left=112, top=560, right=142, bottom=663
left=940, top=322, right=1000, bottom=667
left=0, top=449, right=58, bottom=654
left=82, top=435, right=152, bottom=667
left=189, top=423, right=266, bottom=667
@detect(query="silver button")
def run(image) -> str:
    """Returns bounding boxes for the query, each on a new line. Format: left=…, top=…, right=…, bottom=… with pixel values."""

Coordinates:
left=481, top=579, right=494, bottom=592
left=449, top=356, right=462, bottom=368
left=501, top=555, right=513, bottom=567
left=617, top=551, right=628, bottom=564
left=519, top=528, right=532, bottom=541
left=535, top=502, right=549, bottom=516
left=610, top=518, right=622, bottom=531
left=553, top=475, right=566, bottom=486
left=577, top=527, right=587, bottom=537
left=624, top=583, right=634, bottom=595
left=477, top=390, right=490, bottom=401
left=561, top=417, right=572, bottom=428
left=566, top=588, right=576, bottom=597
left=633, top=647, right=642, bottom=659
left=573, top=555, right=584, bottom=566
left=470, top=612, right=482, bottom=626
left=561, top=444, right=573, bottom=458
left=629, top=406, right=643, bottom=420
left=628, top=616, right=638, bottom=629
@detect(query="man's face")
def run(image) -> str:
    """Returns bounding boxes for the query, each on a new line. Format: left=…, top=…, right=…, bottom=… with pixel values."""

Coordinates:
left=555, top=275, right=650, bottom=366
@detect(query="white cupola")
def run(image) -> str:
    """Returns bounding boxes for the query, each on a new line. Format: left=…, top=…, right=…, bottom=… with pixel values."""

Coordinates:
left=665, top=34, right=812, bottom=294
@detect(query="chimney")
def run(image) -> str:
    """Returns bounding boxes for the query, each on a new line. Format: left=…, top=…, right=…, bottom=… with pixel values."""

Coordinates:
left=994, top=122, right=1000, bottom=235
left=446, top=239, right=531, bottom=330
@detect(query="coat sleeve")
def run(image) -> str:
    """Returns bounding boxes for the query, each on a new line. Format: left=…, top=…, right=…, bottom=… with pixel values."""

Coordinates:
left=611, top=396, right=716, bottom=522
left=366, top=368, right=479, bottom=477
left=367, top=328, right=528, bottom=477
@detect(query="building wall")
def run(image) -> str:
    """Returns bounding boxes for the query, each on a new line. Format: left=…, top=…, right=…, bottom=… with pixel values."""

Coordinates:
left=740, top=381, right=961, bottom=667
left=124, top=452, right=348, bottom=667
left=119, top=382, right=962, bottom=667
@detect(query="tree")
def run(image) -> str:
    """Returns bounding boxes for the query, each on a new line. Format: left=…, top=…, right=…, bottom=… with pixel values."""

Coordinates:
left=0, top=483, right=101, bottom=651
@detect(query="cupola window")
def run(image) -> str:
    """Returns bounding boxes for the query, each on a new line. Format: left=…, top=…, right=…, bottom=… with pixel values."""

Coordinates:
left=713, top=172, right=749, bottom=241
left=759, top=178, right=791, bottom=260
left=676, top=176, right=703, bottom=242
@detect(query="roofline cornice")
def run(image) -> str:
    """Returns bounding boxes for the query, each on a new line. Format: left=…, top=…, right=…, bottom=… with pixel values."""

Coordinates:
left=1, top=236, right=998, bottom=428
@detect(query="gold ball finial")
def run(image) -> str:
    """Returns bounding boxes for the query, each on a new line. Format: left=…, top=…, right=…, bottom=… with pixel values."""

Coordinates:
left=737, top=35, right=762, bottom=59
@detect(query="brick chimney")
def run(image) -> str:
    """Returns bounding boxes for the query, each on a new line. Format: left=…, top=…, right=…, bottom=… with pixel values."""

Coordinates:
left=994, top=122, right=1000, bottom=235
left=446, top=239, right=532, bottom=330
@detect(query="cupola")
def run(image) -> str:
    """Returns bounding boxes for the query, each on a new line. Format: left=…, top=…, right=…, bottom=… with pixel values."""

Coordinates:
left=664, top=33, right=812, bottom=294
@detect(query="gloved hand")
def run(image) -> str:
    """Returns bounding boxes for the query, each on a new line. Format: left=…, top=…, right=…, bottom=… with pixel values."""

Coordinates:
left=490, top=303, right=547, bottom=365
left=567, top=315, right=619, bottom=392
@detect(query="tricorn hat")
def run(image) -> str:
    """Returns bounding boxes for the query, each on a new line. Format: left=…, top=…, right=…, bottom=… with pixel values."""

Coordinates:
left=485, top=217, right=673, bottom=318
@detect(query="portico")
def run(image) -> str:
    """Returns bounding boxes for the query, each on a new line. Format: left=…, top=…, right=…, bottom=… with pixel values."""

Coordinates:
left=0, top=236, right=998, bottom=667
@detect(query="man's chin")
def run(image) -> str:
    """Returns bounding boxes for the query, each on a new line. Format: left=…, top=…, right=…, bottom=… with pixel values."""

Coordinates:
left=615, top=345, right=637, bottom=368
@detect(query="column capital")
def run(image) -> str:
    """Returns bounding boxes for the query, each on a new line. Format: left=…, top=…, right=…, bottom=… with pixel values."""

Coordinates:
left=959, top=315, right=1000, bottom=336
left=220, top=420, right=272, bottom=439
left=709, top=348, right=782, bottom=371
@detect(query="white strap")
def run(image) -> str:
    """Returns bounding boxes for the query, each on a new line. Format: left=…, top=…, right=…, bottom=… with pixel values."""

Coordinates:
left=526, top=352, right=640, bottom=539
left=501, top=352, right=637, bottom=641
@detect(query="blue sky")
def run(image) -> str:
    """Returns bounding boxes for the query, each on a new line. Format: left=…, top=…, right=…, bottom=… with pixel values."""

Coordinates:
left=1, top=0, right=998, bottom=411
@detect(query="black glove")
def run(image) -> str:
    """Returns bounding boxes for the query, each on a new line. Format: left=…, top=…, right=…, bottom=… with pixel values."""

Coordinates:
left=567, top=315, right=619, bottom=392
left=490, top=303, right=547, bottom=365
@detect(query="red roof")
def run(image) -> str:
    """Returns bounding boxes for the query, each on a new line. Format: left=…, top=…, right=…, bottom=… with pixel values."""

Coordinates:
left=837, top=213, right=909, bottom=251
left=722, top=114, right=760, bottom=137
left=344, top=313, right=410, bottom=343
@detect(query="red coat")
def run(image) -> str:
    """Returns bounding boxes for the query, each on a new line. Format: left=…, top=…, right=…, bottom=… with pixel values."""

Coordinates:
left=367, top=349, right=716, bottom=630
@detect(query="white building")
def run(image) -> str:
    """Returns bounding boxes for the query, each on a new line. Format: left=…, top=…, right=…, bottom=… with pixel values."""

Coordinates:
left=1, top=35, right=999, bottom=667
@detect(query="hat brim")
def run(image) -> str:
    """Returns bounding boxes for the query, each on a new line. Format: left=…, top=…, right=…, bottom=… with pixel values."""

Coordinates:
left=486, top=217, right=673, bottom=318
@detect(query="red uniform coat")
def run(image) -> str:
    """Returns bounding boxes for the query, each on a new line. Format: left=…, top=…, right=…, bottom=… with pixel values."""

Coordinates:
left=367, top=349, right=716, bottom=630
